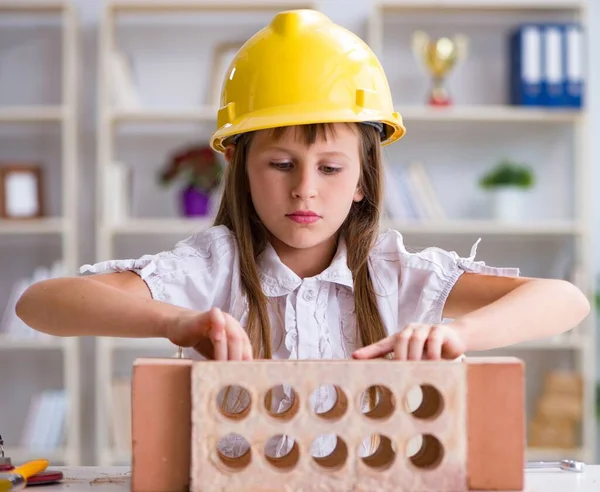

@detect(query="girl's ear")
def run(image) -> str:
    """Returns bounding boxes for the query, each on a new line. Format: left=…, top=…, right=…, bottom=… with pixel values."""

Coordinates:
left=224, top=144, right=235, bottom=164
left=353, top=185, right=364, bottom=202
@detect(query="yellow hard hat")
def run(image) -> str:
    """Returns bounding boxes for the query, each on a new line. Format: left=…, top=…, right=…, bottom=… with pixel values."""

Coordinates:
left=209, top=9, right=406, bottom=153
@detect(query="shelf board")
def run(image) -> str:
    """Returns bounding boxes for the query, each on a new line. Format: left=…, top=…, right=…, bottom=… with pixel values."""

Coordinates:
left=0, top=217, right=66, bottom=234
left=108, top=1, right=316, bottom=13
left=382, top=219, right=582, bottom=236
left=108, top=105, right=583, bottom=126
left=3, top=446, right=67, bottom=463
left=526, top=446, right=586, bottom=462
left=0, top=1, right=67, bottom=12
left=378, top=0, right=586, bottom=12
left=106, top=218, right=213, bottom=235
left=0, top=337, right=67, bottom=350
left=110, top=107, right=217, bottom=123
left=0, top=105, right=64, bottom=122
left=104, top=218, right=581, bottom=237
left=109, top=337, right=178, bottom=351
left=399, top=105, right=583, bottom=123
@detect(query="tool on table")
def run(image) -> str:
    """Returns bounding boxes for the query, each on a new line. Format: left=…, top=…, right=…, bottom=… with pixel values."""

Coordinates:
left=0, top=459, right=49, bottom=491
left=526, top=459, right=585, bottom=472
left=0, top=434, right=63, bottom=485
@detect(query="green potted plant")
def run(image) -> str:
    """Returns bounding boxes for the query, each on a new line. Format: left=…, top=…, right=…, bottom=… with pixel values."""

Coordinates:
left=159, top=144, right=223, bottom=217
left=479, top=159, right=535, bottom=221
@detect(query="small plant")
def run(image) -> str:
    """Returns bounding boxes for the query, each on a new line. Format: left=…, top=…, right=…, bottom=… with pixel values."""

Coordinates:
left=159, top=144, right=222, bottom=194
left=479, top=160, right=535, bottom=190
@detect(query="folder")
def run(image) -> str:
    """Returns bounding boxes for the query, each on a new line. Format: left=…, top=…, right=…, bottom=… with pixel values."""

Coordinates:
left=509, top=24, right=543, bottom=106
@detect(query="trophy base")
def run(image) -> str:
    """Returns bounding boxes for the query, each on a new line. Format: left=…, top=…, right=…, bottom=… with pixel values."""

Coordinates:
left=428, top=82, right=452, bottom=106
left=429, top=95, right=452, bottom=106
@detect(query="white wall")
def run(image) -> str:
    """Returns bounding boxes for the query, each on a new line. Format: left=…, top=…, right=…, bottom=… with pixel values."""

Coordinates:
left=0, top=0, right=597, bottom=464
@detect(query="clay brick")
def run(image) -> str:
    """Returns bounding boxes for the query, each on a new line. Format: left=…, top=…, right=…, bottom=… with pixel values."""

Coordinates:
left=131, top=356, right=525, bottom=492
left=131, top=357, right=193, bottom=492
left=466, top=357, right=525, bottom=491
left=190, top=359, right=469, bottom=492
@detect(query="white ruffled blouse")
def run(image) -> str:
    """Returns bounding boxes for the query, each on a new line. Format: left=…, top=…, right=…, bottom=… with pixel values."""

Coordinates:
left=79, top=225, right=519, bottom=460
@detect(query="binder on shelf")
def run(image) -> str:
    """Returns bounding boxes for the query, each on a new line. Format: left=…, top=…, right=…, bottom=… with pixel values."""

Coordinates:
left=509, top=24, right=543, bottom=106
left=509, top=22, right=584, bottom=109
left=541, top=24, right=565, bottom=107
left=564, top=23, right=584, bottom=108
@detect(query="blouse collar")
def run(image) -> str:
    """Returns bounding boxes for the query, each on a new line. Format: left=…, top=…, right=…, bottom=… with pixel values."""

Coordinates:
left=257, top=238, right=354, bottom=297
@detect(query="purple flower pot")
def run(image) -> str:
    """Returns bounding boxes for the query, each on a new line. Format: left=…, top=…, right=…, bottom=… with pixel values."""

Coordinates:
left=180, top=186, right=211, bottom=217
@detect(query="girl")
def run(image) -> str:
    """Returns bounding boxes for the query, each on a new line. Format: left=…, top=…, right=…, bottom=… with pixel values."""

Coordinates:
left=16, top=8, right=589, bottom=460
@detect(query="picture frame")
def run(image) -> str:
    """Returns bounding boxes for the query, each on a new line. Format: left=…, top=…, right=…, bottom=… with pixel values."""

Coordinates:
left=0, top=163, right=44, bottom=220
left=208, top=41, right=245, bottom=108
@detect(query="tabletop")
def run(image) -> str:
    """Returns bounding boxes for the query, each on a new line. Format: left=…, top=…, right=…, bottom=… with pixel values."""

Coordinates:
left=32, top=465, right=600, bottom=491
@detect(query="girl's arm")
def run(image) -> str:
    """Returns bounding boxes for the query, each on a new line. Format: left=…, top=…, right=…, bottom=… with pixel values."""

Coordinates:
left=444, top=273, right=591, bottom=351
left=16, top=273, right=253, bottom=360
left=353, top=274, right=590, bottom=361
left=15, top=273, right=182, bottom=338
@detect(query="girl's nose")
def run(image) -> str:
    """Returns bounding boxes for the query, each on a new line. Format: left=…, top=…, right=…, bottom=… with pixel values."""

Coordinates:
left=291, top=167, right=318, bottom=199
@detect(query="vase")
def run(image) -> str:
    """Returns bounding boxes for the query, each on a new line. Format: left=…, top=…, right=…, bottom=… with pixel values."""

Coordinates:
left=180, top=186, right=211, bottom=217
left=490, top=187, right=528, bottom=221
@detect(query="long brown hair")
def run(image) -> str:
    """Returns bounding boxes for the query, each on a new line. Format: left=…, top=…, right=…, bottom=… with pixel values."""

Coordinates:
left=213, top=122, right=388, bottom=359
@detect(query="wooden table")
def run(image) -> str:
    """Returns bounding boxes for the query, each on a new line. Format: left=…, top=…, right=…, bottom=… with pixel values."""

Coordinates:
left=36, top=465, right=600, bottom=491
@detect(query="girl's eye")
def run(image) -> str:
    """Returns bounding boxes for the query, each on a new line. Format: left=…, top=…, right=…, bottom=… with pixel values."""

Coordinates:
left=270, top=161, right=292, bottom=170
left=321, top=165, right=341, bottom=175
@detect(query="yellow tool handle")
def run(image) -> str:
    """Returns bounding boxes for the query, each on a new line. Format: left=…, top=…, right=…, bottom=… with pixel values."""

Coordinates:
left=13, top=459, right=49, bottom=480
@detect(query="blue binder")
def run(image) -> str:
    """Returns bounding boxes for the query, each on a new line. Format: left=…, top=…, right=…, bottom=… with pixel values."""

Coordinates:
left=563, top=23, right=584, bottom=108
left=510, top=24, right=543, bottom=106
left=541, top=23, right=566, bottom=107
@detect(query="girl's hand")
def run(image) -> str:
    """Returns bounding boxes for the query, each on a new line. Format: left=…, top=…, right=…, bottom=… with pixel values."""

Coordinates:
left=351, top=323, right=466, bottom=361
left=167, top=307, right=253, bottom=361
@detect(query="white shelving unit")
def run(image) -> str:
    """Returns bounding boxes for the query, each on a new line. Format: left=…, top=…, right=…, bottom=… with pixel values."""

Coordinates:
left=368, top=0, right=595, bottom=464
left=0, top=1, right=80, bottom=465
left=94, top=0, right=319, bottom=466
left=92, top=0, right=595, bottom=466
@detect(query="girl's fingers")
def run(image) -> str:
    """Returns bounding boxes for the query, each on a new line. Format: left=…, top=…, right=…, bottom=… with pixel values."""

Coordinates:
left=393, top=327, right=413, bottom=360
left=426, top=326, right=444, bottom=360
left=223, top=314, right=244, bottom=360
left=352, top=336, right=396, bottom=359
left=407, top=328, right=428, bottom=360
left=209, top=308, right=228, bottom=360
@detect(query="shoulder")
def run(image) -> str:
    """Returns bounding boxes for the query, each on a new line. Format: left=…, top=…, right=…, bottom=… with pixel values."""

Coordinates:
left=369, top=228, right=519, bottom=278
left=79, top=226, right=237, bottom=278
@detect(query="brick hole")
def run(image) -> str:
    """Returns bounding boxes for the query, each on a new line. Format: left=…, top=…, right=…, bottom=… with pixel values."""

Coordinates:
left=310, top=384, right=348, bottom=420
left=312, top=435, right=348, bottom=471
left=359, top=434, right=396, bottom=471
left=406, top=434, right=444, bottom=470
left=264, top=435, right=300, bottom=471
left=216, top=433, right=252, bottom=472
left=404, top=384, right=444, bottom=420
left=264, top=385, right=299, bottom=421
left=216, top=385, right=252, bottom=420
left=360, top=385, right=395, bottom=420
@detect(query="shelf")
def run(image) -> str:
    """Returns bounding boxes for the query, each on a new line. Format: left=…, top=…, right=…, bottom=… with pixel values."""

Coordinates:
left=0, top=106, right=64, bottom=122
left=108, top=0, right=317, bottom=13
left=526, top=446, right=586, bottom=462
left=0, top=218, right=66, bottom=235
left=109, top=337, right=178, bottom=351
left=0, top=337, right=67, bottom=351
left=398, top=105, right=584, bottom=123
left=109, top=105, right=583, bottom=125
left=380, top=219, right=581, bottom=236
left=377, top=0, right=586, bottom=12
left=0, top=1, right=68, bottom=12
left=104, top=218, right=581, bottom=237
left=3, top=446, right=68, bottom=463
left=110, top=107, right=216, bottom=123
left=105, top=218, right=213, bottom=235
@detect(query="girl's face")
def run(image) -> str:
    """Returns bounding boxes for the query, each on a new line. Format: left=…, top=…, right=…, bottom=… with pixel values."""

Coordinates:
left=241, top=124, right=364, bottom=252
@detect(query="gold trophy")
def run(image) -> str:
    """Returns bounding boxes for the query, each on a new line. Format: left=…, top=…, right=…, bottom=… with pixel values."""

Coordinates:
left=411, top=30, right=469, bottom=106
